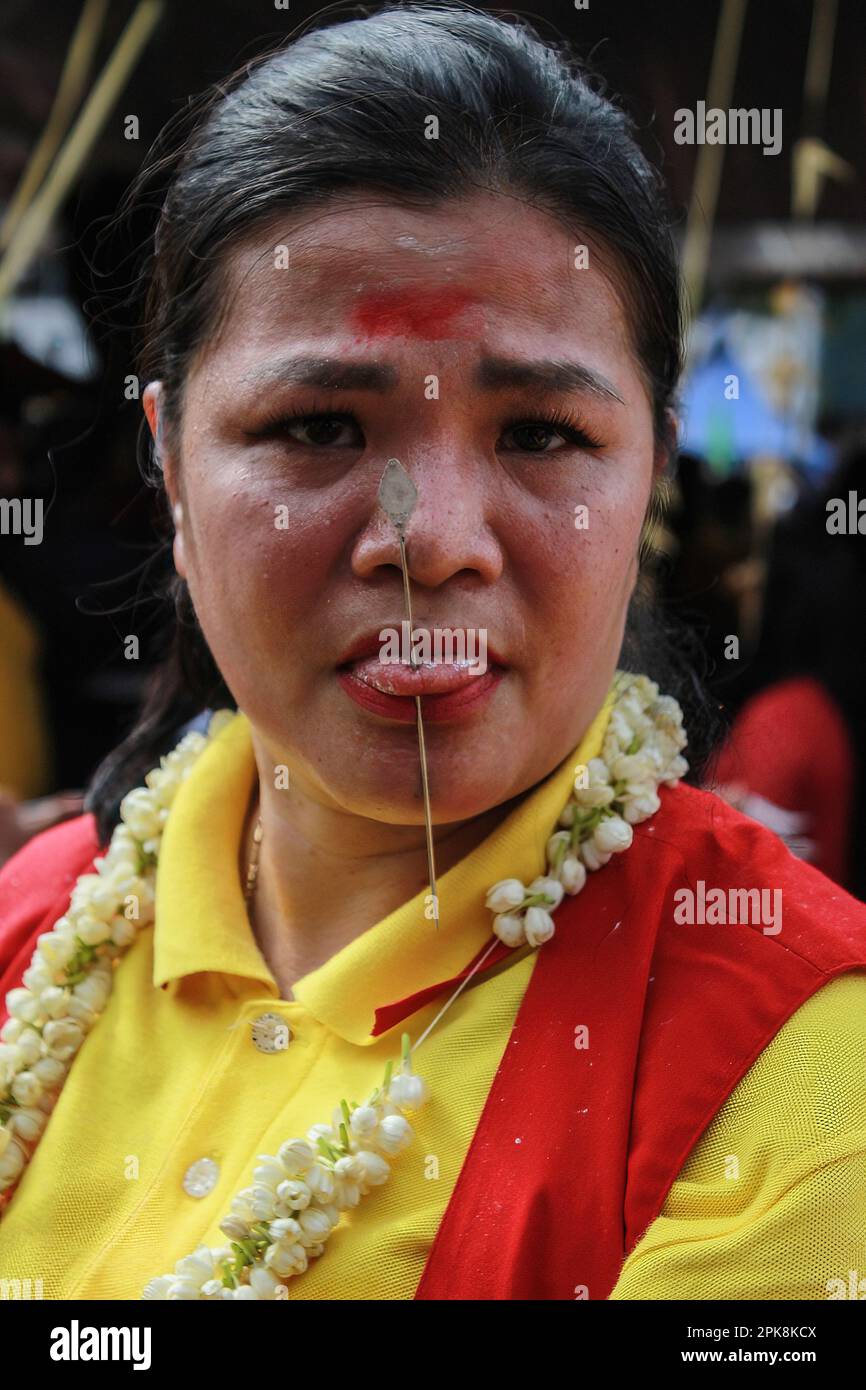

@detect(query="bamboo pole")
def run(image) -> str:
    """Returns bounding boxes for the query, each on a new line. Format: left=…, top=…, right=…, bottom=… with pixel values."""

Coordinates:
left=0, top=0, right=109, bottom=252
left=0, top=0, right=164, bottom=308
left=680, top=0, right=749, bottom=322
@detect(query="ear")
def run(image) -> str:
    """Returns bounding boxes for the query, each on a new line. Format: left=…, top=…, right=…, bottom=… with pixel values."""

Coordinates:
left=143, top=381, right=188, bottom=580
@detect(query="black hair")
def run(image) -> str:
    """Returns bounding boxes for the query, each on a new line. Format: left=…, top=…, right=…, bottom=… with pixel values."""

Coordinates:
left=86, top=1, right=716, bottom=845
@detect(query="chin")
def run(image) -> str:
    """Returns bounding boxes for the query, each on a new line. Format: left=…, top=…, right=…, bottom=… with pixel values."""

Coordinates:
left=329, top=770, right=504, bottom=827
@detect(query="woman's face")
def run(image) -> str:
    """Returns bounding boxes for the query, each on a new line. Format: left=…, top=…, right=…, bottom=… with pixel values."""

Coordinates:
left=146, top=191, right=667, bottom=826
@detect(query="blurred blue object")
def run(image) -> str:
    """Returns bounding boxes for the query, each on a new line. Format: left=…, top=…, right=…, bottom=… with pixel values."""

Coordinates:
left=678, top=344, right=833, bottom=476
left=178, top=709, right=213, bottom=737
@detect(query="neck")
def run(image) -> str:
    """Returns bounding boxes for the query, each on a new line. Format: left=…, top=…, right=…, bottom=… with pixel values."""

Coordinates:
left=239, top=761, right=522, bottom=1000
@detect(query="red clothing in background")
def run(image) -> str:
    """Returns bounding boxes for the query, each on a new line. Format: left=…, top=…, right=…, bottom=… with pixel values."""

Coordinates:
left=713, top=677, right=854, bottom=888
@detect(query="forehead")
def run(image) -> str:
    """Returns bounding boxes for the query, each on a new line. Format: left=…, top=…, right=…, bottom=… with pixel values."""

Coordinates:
left=199, top=192, right=636, bottom=375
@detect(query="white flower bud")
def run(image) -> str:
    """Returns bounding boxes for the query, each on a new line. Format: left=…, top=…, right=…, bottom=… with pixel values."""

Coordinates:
left=6, top=989, right=40, bottom=1024
left=13, top=1028, right=41, bottom=1067
left=248, top=1266, right=284, bottom=1299
left=119, top=787, right=164, bottom=839
left=11, top=1070, right=42, bottom=1107
left=33, top=1056, right=66, bottom=1086
left=610, top=753, right=653, bottom=784
left=580, top=840, right=611, bottom=872
left=111, top=917, right=138, bottom=948
left=387, top=1072, right=429, bottom=1113
left=0, top=1136, right=26, bottom=1185
left=304, top=1164, right=335, bottom=1202
left=21, top=962, right=53, bottom=994
left=36, top=932, right=76, bottom=970
left=572, top=784, right=614, bottom=809
left=75, top=913, right=112, bottom=946
left=38, top=986, right=72, bottom=1021
left=528, top=875, right=564, bottom=911
left=558, top=855, right=587, bottom=894
left=484, top=878, right=527, bottom=913
left=622, top=791, right=661, bottom=824
left=297, top=1206, right=335, bottom=1245
left=264, top=1241, right=307, bottom=1277
left=593, top=817, right=633, bottom=855
left=244, top=1186, right=277, bottom=1221
left=492, top=912, right=526, bottom=947
left=277, top=1138, right=315, bottom=1173
left=219, top=1215, right=251, bottom=1241
left=546, top=831, right=571, bottom=864
left=306, top=1122, right=337, bottom=1147
left=73, top=974, right=111, bottom=1012
left=275, top=1178, right=311, bottom=1211
left=253, top=1158, right=286, bottom=1190
left=348, top=1104, right=379, bottom=1137
left=524, top=906, right=556, bottom=947
left=9, top=1107, right=48, bottom=1143
left=372, top=1113, right=413, bottom=1155
left=353, top=1151, right=391, bottom=1189
left=42, top=1019, right=85, bottom=1062
left=269, top=1217, right=302, bottom=1242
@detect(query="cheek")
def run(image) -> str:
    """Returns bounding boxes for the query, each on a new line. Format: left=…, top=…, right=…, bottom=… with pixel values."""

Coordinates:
left=533, top=458, right=650, bottom=572
left=180, top=458, right=343, bottom=628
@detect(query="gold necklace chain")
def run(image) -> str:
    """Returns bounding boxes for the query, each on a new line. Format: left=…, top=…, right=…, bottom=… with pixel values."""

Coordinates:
left=243, top=806, right=263, bottom=904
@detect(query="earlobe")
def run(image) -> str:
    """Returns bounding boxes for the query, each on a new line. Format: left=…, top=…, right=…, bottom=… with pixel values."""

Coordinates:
left=144, top=381, right=187, bottom=580
left=172, top=517, right=188, bottom=581
left=142, top=381, right=162, bottom=447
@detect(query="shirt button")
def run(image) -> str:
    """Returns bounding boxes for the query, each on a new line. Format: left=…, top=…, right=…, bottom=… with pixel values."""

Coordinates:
left=251, top=1011, right=292, bottom=1052
left=182, top=1157, right=220, bottom=1198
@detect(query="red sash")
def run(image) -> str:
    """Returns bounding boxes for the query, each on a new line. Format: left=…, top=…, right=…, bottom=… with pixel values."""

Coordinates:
left=3, top=788, right=866, bottom=1299
left=414, top=783, right=866, bottom=1299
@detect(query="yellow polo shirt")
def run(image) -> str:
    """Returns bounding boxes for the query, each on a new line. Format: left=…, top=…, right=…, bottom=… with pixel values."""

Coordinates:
left=0, top=703, right=864, bottom=1299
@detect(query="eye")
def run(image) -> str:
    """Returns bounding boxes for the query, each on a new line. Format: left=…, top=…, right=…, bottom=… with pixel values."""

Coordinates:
left=499, top=411, right=604, bottom=454
left=251, top=411, right=364, bottom=448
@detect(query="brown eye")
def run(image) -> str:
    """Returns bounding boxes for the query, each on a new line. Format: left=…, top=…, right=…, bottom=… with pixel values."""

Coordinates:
left=500, top=413, right=604, bottom=454
left=502, top=422, right=568, bottom=453
left=252, top=412, right=363, bottom=447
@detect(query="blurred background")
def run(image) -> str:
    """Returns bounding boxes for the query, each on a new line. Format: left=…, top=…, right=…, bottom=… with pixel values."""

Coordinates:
left=1, top=0, right=865, bottom=892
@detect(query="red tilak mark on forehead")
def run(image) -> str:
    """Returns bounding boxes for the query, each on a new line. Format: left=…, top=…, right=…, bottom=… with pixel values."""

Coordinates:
left=350, top=288, right=484, bottom=340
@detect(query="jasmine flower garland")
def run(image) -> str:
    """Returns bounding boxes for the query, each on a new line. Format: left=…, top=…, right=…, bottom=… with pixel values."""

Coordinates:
left=0, top=671, right=686, bottom=1299
left=485, top=672, right=688, bottom=947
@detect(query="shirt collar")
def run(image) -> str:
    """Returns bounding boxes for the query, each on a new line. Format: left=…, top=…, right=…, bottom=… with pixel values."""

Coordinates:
left=153, top=686, right=616, bottom=1045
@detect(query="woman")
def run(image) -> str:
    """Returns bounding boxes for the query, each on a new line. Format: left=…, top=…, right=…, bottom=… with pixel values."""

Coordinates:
left=1, top=5, right=864, bottom=1301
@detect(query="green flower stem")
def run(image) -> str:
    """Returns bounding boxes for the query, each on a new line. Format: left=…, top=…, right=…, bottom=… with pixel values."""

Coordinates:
left=521, top=892, right=553, bottom=909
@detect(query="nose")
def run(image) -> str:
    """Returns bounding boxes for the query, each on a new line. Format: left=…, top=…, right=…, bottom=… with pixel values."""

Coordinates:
left=351, top=451, right=504, bottom=591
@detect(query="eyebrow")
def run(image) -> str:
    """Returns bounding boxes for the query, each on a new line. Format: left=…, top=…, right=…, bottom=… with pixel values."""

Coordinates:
left=239, top=355, right=625, bottom=405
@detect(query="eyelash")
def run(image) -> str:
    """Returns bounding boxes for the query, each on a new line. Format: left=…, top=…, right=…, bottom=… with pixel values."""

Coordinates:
left=250, top=405, right=605, bottom=453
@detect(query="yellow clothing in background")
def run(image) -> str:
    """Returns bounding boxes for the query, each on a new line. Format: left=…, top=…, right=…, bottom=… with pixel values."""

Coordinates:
left=0, top=704, right=863, bottom=1299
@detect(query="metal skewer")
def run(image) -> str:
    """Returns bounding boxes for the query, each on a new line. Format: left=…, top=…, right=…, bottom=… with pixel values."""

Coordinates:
left=378, top=458, right=439, bottom=930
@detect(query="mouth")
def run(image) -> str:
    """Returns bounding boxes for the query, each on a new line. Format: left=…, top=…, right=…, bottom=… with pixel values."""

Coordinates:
left=335, top=628, right=508, bottom=723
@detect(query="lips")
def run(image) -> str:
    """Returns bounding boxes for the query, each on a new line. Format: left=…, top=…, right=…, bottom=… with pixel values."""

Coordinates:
left=335, top=626, right=508, bottom=723
left=346, top=655, right=489, bottom=697
left=336, top=628, right=507, bottom=668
